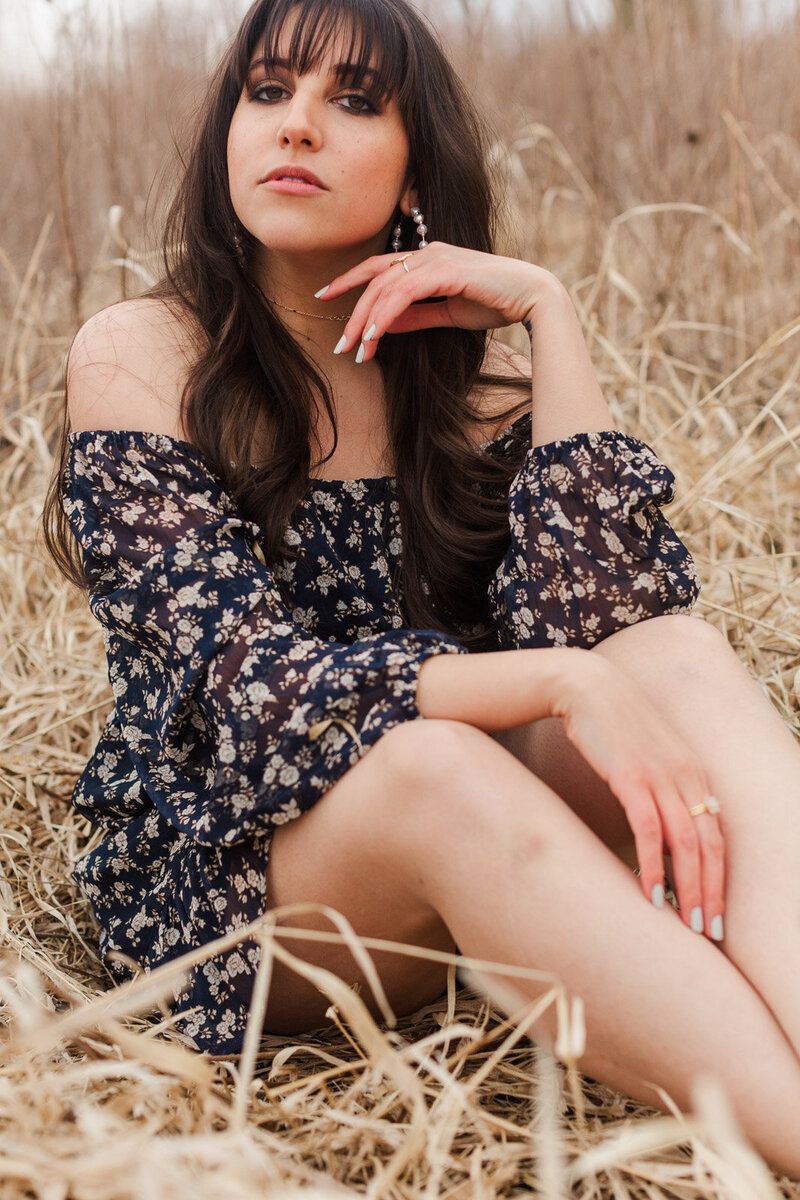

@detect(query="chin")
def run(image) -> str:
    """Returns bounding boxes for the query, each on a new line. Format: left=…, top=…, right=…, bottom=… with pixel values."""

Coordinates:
left=258, top=233, right=386, bottom=258
left=246, top=214, right=389, bottom=254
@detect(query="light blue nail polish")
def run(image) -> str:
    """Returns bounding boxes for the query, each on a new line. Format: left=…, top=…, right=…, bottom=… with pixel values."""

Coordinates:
left=690, top=906, right=704, bottom=934
left=314, top=285, right=329, bottom=298
left=355, top=342, right=366, bottom=364
left=333, top=334, right=347, bottom=355
left=364, top=323, right=377, bottom=342
left=651, top=883, right=664, bottom=909
left=711, top=914, right=724, bottom=941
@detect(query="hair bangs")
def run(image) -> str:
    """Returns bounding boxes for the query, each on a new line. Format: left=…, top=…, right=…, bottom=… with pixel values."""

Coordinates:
left=47, top=0, right=526, bottom=650
left=236, top=0, right=409, bottom=108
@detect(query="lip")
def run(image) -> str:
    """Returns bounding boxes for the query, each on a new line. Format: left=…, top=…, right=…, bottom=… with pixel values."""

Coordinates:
left=260, top=166, right=327, bottom=190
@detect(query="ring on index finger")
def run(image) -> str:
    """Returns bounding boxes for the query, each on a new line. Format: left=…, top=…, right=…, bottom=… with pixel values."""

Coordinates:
left=688, top=795, right=721, bottom=818
left=390, top=253, right=413, bottom=273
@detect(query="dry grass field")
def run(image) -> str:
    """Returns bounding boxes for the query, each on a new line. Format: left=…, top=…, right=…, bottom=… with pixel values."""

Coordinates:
left=1, top=0, right=799, bottom=1196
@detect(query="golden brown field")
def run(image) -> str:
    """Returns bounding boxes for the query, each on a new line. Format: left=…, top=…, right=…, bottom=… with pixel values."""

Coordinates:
left=1, top=1, right=799, bottom=1196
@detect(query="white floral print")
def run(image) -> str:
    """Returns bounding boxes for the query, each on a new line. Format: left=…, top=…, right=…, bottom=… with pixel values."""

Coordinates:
left=61, top=412, right=698, bottom=1054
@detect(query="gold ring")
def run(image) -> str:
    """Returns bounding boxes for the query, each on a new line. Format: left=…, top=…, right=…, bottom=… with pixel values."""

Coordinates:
left=688, top=796, right=721, bottom=818
left=390, top=253, right=413, bottom=273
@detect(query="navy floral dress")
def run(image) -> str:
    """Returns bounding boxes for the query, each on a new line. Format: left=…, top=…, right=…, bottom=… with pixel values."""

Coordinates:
left=62, top=409, right=699, bottom=1054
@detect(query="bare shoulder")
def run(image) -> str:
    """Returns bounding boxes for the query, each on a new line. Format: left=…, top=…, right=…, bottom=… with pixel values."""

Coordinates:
left=66, top=296, right=203, bottom=438
left=467, top=337, right=531, bottom=445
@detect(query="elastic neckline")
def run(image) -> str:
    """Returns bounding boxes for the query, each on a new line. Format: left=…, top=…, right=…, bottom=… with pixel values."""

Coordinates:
left=66, top=429, right=394, bottom=486
left=66, top=412, right=532, bottom=485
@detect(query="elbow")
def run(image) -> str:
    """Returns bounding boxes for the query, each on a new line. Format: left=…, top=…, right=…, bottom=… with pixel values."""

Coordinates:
left=655, top=547, right=701, bottom=616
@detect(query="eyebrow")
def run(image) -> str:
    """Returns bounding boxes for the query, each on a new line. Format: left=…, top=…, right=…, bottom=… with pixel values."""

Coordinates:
left=248, top=56, right=379, bottom=83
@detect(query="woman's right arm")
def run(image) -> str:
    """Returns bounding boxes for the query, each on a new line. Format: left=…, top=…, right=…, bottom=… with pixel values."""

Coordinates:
left=416, top=647, right=726, bottom=938
left=63, top=305, right=471, bottom=849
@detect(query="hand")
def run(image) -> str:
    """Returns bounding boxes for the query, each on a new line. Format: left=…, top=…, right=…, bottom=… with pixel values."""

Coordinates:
left=551, top=652, right=726, bottom=940
left=314, top=242, right=545, bottom=361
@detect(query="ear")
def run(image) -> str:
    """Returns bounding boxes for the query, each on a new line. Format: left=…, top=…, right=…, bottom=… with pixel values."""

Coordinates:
left=398, top=183, right=419, bottom=217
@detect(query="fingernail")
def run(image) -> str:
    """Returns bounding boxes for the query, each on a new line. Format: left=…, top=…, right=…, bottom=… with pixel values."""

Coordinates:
left=651, top=883, right=664, bottom=909
left=364, top=323, right=377, bottom=342
left=314, top=285, right=329, bottom=298
left=355, top=343, right=366, bottom=364
left=333, top=334, right=347, bottom=355
left=690, top=906, right=704, bottom=934
left=711, top=914, right=724, bottom=942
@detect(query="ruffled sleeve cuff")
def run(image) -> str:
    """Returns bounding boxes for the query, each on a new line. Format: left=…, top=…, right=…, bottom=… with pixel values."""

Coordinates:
left=488, top=428, right=700, bottom=650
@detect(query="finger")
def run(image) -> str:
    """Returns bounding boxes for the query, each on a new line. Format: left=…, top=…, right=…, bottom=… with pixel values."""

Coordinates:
left=329, top=259, right=424, bottom=357
left=660, top=793, right=705, bottom=934
left=356, top=294, right=454, bottom=360
left=692, top=797, right=727, bottom=943
left=339, top=261, right=457, bottom=361
left=317, top=246, right=439, bottom=309
left=698, top=813, right=726, bottom=942
left=380, top=298, right=453, bottom=335
left=619, top=787, right=666, bottom=908
left=669, top=770, right=727, bottom=941
left=315, top=253, right=400, bottom=300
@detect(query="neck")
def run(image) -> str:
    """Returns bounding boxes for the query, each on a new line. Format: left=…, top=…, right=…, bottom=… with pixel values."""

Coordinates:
left=247, top=250, right=388, bottom=413
left=249, top=239, right=386, bottom=354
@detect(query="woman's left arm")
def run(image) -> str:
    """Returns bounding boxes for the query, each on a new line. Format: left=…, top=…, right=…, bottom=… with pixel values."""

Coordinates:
left=317, top=244, right=699, bottom=644
left=313, top=244, right=614, bottom=445
left=520, top=269, right=615, bottom=447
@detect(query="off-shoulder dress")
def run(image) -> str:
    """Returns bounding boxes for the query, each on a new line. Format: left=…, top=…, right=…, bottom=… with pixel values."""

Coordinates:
left=61, top=409, right=699, bottom=1054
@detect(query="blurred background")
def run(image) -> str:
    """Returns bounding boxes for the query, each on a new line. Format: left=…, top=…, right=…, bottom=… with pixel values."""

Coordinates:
left=2, top=0, right=799, bottom=338
left=1, top=0, right=799, bottom=714
left=0, top=11, right=799, bottom=1188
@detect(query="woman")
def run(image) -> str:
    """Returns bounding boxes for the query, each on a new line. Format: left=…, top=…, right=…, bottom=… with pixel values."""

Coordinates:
left=42, top=0, right=800, bottom=1177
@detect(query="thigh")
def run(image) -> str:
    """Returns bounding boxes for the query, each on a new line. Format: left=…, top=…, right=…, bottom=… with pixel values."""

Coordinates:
left=587, top=612, right=800, bottom=1050
left=490, top=719, right=639, bottom=868
left=260, top=719, right=460, bottom=1035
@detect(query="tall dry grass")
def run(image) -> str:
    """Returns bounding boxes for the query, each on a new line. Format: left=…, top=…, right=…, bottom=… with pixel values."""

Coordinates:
left=1, top=1, right=799, bottom=1196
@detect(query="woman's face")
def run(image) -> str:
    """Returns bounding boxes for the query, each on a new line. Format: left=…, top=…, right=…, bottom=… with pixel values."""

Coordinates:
left=227, top=9, right=414, bottom=265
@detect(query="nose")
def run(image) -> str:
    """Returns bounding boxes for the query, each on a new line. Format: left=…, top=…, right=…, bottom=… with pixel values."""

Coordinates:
left=276, top=91, right=322, bottom=151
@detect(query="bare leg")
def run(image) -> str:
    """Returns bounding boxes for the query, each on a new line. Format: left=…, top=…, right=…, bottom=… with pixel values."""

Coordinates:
left=493, top=614, right=800, bottom=1056
left=263, top=716, right=800, bottom=1179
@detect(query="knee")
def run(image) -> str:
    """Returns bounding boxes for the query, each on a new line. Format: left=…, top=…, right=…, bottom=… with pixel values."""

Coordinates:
left=643, top=613, right=729, bottom=664
left=376, top=718, right=523, bottom=846
left=377, top=717, right=550, bottom=869
left=379, top=717, right=494, bottom=794
left=595, top=613, right=733, bottom=683
left=375, top=718, right=575, bottom=891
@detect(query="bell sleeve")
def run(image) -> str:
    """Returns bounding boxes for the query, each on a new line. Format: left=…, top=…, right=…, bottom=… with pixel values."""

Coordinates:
left=484, top=420, right=700, bottom=650
left=63, top=430, right=469, bottom=849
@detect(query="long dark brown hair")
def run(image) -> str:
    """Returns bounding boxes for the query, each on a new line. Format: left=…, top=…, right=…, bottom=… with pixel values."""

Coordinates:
left=42, top=0, right=532, bottom=651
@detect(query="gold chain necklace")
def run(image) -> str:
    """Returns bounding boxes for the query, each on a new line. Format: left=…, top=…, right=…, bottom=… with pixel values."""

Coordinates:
left=270, top=296, right=352, bottom=321
left=251, top=280, right=352, bottom=322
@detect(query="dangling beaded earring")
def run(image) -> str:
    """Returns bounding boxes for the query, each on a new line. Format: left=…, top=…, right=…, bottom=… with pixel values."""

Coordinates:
left=232, top=228, right=245, bottom=263
left=411, top=206, right=429, bottom=248
left=392, top=207, right=430, bottom=252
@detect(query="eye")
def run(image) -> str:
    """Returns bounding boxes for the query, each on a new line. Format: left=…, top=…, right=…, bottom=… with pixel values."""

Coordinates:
left=338, top=92, right=376, bottom=114
left=249, top=82, right=287, bottom=103
left=247, top=79, right=377, bottom=114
